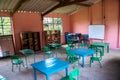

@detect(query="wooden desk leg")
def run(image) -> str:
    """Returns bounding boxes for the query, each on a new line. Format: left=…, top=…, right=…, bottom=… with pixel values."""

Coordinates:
left=33, top=68, right=37, bottom=80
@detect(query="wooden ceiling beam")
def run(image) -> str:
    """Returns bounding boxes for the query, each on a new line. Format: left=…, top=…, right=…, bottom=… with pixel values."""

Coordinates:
left=76, top=2, right=92, bottom=7
left=42, top=0, right=88, bottom=16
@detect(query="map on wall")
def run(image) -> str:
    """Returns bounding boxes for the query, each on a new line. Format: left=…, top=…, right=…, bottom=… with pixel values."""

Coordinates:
left=89, top=25, right=105, bottom=39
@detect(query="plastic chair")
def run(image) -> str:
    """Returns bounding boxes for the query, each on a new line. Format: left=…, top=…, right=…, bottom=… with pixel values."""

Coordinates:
left=43, top=46, right=54, bottom=59
left=19, top=49, right=35, bottom=67
left=67, top=40, right=75, bottom=49
left=60, top=68, right=80, bottom=80
left=55, top=44, right=62, bottom=56
left=49, top=43, right=62, bottom=57
left=66, top=46, right=79, bottom=68
left=10, top=55, right=24, bottom=72
left=89, top=45, right=104, bottom=68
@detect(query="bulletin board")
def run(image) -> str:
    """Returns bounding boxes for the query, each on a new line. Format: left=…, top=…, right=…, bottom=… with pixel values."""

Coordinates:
left=89, top=25, right=105, bottom=39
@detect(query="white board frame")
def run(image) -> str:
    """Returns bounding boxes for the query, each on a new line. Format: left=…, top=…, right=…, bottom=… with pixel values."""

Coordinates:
left=89, top=25, right=105, bottom=39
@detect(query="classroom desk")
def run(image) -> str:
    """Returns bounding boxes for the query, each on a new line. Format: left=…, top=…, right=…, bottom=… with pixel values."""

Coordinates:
left=48, top=43, right=62, bottom=57
left=70, top=48, right=95, bottom=68
left=90, top=42, right=109, bottom=53
left=19, top=49, right=35, bottom=67
left=31, top=58, right=69, bottom=80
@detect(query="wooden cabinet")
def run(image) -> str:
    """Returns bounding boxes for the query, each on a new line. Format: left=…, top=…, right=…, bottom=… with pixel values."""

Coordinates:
left=43, top=30, right=61, bottom=45
left=20, top=32, right=41, bottom=51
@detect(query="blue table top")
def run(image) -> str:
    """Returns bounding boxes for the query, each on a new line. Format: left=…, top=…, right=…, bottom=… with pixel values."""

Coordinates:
left=31, top=58, right=69, bottom=75
left=70, top=48, right=95, bottom=56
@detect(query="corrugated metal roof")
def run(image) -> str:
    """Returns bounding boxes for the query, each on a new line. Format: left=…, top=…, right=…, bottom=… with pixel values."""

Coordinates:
left=0, top=0, right=101, bottom=15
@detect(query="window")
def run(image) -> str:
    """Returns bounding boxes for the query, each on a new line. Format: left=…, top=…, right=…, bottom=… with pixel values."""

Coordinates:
left=0, top=17, right=12, bottom=36
left=43, top=17, right=62, bottom=34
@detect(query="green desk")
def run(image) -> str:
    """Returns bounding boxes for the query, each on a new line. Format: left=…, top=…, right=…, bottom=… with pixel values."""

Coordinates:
left=48, top=43, right=62, bottom=57
left=90, top=42, right=109, bottom=54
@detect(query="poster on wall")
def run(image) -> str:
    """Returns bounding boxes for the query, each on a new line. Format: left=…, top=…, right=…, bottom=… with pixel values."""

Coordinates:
left=89, top=25, right=105, bottom=40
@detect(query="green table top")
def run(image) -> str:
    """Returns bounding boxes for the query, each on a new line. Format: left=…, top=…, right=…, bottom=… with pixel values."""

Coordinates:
left=90, top=42, right=109, bottom=47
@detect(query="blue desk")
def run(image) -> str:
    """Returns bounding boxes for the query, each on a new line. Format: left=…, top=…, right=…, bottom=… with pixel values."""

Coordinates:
left=0, top=75, right=6, bottom=80
left=31, top=58, right=69, bottom=80
left=70, top=48, right=94, bottom=67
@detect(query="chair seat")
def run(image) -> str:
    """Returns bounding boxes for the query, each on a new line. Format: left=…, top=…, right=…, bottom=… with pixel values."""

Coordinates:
left=13, top=59, right=23, bottom=64
left=69, top=44, right=74, bottom=48
left=91, top=57, right=101, bottom=61
left=60, top=76, right=75, bottom=80
left=45, top=51, right=54, bottom=55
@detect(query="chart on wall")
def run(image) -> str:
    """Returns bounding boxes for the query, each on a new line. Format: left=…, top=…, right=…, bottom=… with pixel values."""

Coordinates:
left=89, top=25, right=105, bottom=39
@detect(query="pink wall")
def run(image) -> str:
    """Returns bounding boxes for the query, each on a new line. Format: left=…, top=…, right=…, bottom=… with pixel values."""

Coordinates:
left=70, top=0, right=120, bottom=49
left=104, top=0, right=119, bottom=48
left=12, top=12, right=43, bottom=53
left=70, top=8, right=90, bottom=34
left=0, top=12, right=10, bottom=16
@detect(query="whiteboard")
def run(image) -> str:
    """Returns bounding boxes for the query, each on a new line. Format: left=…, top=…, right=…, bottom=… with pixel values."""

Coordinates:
left=89, top=25, right=105, bottom=39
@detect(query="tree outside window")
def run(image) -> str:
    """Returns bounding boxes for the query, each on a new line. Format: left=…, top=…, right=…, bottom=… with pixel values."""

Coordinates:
left=0, top=17, right=12, bottom=36
left=43, top=17, right=62, bottom=34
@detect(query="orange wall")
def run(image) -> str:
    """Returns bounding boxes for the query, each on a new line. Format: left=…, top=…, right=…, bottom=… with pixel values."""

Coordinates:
left=70, top=0, right=120, bottom=49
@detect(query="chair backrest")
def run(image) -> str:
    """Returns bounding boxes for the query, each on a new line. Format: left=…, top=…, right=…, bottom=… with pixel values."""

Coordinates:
left=66, top=46, right=73, bottom=54
left=66, top=46, right=71, bottom=51
left=89, top=45, right=104, bottom=57
left=66, top=46, right=75, bottom=57
left=19, top=49, right=35, bottom=56
left=43, top=46, right=50, bottom=52
left=68, top=40, right=73, bottom=44
left=69, top=68, right=80, bottom=80
left=10, top=55, right=19, bottom=60
left=10, top=55, right=21, bottom=63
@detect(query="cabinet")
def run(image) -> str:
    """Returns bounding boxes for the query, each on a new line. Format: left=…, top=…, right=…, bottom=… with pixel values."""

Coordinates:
left=0, top=35, right=14, bottom=58
left=20, top=32, right=41, bottom=51
left=43, top=30, right=61, bottom=45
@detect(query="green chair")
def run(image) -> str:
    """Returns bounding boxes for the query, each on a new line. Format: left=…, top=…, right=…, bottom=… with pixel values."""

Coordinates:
left=49, top=43, right=62, bottom=57
left=66, top=46, right=79, bottom=68
left=43, top=46, right=54, bottom=59
left=10, top=55, right=24, bottom=72
left=89, top=46, right=104, bottom=68
left=55, top=44, right=62, bottom=56
left=19, top=49, right=35, bottom=67
left=67, top=40, right=75, bottom=49
left=60, top=68, right=80, bottom=80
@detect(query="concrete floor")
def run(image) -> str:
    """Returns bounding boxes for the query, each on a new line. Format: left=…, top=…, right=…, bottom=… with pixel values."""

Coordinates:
left=0, top=47, right=120, bottom=80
